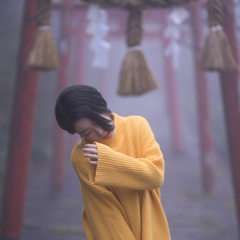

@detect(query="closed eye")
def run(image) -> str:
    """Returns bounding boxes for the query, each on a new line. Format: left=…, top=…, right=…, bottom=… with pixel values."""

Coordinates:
left=84, top=131, right=91, bottom=137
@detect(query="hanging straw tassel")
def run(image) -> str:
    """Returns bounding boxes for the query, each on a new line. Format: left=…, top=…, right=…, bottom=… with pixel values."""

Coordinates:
left=118, top=9, right=158, bottom=96
left=27, top=0, right=58, bottom=70
left=201, top=0, right=236, bottom=70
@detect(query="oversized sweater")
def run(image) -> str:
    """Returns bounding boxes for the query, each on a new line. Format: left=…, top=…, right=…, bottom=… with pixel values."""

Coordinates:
left=71, top=113, right=171, bottom=240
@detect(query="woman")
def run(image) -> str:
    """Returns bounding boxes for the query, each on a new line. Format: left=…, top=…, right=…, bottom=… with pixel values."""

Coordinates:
left=55, top=85, right=171, bottom=240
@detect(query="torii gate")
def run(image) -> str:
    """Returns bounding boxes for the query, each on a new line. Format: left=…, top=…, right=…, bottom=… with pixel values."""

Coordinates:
left=0, top=0, right=240, bottom=239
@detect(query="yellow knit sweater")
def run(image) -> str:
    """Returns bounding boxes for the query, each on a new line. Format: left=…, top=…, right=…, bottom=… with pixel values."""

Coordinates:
left=71, top=113, right=171, bottom=240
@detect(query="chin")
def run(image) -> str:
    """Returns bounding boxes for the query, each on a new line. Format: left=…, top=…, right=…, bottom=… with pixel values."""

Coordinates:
left=108, top=130, right=115, bottom=139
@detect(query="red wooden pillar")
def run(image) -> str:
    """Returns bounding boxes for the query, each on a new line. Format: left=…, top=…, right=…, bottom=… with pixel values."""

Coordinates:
left=220, top=0, right=240, bottom=235
left=71, top=9, right=86, bottom=148
left=0, top=0, right=39, bottom=237
left=161, top=10, right=183, bottom=152
left=163, top=43, right=183, bottom=152
left=51, top=0, right=73, bottom=191
left=75, top=9, right=86, bottom=86
left=190, top=2, right=215, bottom=193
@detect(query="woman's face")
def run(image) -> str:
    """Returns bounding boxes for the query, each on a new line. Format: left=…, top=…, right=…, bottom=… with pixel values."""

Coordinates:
left=74, top=114, right=115, bottom=141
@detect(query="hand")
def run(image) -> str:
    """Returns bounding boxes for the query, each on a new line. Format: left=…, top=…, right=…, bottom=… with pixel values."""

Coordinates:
left=82, top=144, right=98, bottom=165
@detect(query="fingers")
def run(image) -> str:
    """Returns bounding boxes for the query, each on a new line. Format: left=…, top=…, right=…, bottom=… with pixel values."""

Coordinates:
left=85, top=144, right=97, bottom=148
left=90, top=161, right=97, bottom=165
left=83, top=154, right=98, bottom=159
left=82, top=148, right=98, bottom=154
left=83, top=144, right=98, bottom=162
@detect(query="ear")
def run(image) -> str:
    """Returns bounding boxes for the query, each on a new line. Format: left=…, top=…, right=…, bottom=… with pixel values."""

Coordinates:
left=110, top=113, right=114, bottom=121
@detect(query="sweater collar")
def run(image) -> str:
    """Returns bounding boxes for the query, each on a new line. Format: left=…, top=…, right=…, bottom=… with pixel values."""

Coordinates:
left=96, top=113, right=125, bottom=145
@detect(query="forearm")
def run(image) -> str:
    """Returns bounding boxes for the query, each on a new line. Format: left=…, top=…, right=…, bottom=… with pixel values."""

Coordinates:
left=89, top=142, right=164, bottom=190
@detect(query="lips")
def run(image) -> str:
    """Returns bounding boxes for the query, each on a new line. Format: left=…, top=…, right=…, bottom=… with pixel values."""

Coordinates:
left=103, top=132, right=110, bottom=139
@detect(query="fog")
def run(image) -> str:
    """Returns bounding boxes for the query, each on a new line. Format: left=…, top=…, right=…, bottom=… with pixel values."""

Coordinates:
left=0, top=1, right=239, bottom=239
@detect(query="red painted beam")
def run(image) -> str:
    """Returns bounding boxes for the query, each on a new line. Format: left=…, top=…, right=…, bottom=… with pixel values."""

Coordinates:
left=0, top=0, right=39, bottom=237
left=51, top=0, right=73, bottom=191
left=220, top=0, right=240, bottom=235
left=190, top=2, right=215, bottom=193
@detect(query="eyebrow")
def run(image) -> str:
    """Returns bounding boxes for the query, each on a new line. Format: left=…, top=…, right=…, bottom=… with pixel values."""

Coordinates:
left=79, top=120, right=93, bottom=134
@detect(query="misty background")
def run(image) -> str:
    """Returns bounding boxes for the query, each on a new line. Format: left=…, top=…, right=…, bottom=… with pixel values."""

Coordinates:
left=0, top=0, right=239, bottom=239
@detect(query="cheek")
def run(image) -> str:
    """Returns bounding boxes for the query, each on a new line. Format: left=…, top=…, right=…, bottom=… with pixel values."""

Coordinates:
left=86, top=132, right=101, bottom=141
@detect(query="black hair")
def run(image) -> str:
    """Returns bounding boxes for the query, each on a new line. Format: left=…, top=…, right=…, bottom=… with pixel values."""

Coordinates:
left=55, top=85, right=115, bottom=134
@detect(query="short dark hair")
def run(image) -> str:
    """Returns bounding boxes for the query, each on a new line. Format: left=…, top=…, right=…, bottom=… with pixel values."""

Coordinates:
left=55, top=85, right=115, bottom=134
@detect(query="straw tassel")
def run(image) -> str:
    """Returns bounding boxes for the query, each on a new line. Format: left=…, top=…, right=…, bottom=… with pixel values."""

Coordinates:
left=201, top=0, right=236, bottom=71
left=118, top=9, right=158, bottom=96
left=27, top=0, right=58, bottom=70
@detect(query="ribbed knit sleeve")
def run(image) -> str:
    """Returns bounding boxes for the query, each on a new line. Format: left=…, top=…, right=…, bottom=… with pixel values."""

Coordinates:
left=89, top=117, right=165, bottom=190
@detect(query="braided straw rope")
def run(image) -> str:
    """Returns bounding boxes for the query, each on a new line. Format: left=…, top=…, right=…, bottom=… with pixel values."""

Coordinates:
left=35, top=0, right=51, bottom=27
left=126, top=9, right=142, bottom=47
left=27, top=0, right=58, bottom=70
left=80, top=0, right=197, bottom=9
left=207, top=0, right=223, bottom=27
left=118, top=9, right=158, bottom=95
left=201, top=0, right=235, bottom=70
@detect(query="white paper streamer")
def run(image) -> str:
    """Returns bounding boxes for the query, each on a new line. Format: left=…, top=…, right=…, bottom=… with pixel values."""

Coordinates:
left=163, top=24, right=180, bottom=39
left=92, top=41, right=111, bottom=68
left=86, top=4, right=111, bottom=69
left=210, top=25, right=222, bottom=32
left=163, top=7, right=189, bottom=69
left=168, top=7, right=189, bottom=25
left=164, top=40, right=181, bottom=69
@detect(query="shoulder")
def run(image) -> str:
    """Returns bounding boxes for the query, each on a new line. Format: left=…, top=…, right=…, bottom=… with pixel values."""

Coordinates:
left=125, top=115, right=150, bottom=127
left=124, top=115, right=152, bottom=137
left=71, top=140, right=91, bottom=180
left=71, top=140, right=85, bottom=166
left=126, top=115, right=155, bottom=140
left=112, top=113, right=152, bottom=138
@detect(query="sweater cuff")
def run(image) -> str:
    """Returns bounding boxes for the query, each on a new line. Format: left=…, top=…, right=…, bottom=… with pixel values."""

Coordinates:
left=89, top=164, right=97, bottom=184
left=89, top=142, right=113, bottom=185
